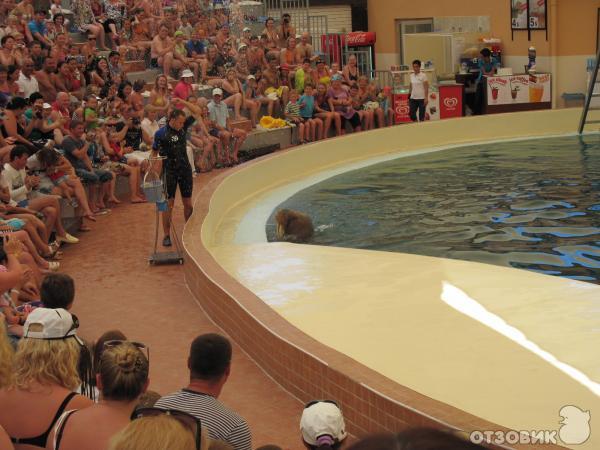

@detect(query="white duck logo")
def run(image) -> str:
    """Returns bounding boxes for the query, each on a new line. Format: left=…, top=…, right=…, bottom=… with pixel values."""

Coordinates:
left=559, top=405, right=591, bottom=445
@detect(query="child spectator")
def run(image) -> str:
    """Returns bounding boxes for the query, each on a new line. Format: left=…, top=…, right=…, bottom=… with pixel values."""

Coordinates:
left=40, top=273, right=75, bottom=310
left=294, top=58, right=312, bottom=94
left=299, top=84, right=323, bottom=142
left=285, top=89, right=306, bottom=144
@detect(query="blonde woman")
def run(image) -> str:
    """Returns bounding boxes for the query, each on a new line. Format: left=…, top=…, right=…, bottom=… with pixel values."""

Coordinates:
left=0, top=317, right=14, bottom=389
left=0, top=308, right=93, bottom=449
left=109, top=413, right=202, bottom=450
left=148, top=75, right=170, bottom=117
left=49, top=341, right=150, bottom=450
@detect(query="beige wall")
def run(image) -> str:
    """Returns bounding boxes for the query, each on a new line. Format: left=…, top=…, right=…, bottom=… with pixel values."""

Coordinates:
left=368, top=0, right=600, bottom=106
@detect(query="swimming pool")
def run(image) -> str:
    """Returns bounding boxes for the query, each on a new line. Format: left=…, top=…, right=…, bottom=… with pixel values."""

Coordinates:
left=267, top=136, right=600, bottom=283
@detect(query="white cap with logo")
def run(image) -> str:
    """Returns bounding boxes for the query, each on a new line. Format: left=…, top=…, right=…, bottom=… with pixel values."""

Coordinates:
left=212, top=88, right=223, bottom=96
left=300, top=401, right=347, bottom=446
left=23, top=308, right=82, bottom=344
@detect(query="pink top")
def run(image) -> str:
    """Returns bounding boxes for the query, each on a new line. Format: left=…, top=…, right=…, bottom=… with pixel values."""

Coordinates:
left=172, top=81, right=192, bottom=106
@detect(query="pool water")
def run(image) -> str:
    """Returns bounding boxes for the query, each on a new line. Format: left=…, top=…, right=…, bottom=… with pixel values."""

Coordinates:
left=267, top=136, right=600, bottom=283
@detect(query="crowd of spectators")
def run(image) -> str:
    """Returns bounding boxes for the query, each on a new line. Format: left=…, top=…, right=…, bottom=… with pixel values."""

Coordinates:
left=0, top=1, right=484, bottom=449
left=0, top=303, right=485, bottom=450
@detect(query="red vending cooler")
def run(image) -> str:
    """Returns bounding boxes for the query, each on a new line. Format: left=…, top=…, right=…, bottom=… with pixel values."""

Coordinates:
left=321, top=32, right=377, bottom=69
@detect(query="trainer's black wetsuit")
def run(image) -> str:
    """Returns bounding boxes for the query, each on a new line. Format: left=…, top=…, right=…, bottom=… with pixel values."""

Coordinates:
left=152, top=116, right=195, bottom=199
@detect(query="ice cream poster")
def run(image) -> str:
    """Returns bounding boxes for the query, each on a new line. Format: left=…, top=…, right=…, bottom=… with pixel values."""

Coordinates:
left=528, top=0, right=546, bottom=29
left=511, top=0, right=528, bottom=29
left=487, top=74, right=551, bottom=105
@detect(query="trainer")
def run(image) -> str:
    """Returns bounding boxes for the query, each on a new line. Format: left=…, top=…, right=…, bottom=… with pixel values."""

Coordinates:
left=151, top=108, right=198, bottom=247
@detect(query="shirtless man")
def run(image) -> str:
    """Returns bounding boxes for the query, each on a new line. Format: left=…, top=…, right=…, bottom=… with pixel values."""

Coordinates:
left=296, top=32, right=316, bottom=63
left=260, top=54, right=289, bottom=109
left=151, top=24, right=182, bottom=79
left=214, top=24, right=231, bottom=50
left=34, top=57, right=59, bottom=102
left=247, top=35, right=267, bottom=75
left=277, top=13, right=296, bottom=49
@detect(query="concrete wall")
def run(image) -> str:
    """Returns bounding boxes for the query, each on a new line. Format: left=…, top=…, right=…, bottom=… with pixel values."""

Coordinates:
left=367, top=0, right=600, bottom=107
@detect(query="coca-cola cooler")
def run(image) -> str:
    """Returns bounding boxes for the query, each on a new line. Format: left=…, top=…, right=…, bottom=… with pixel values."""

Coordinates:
left=321, top=31, right=377, bottom=69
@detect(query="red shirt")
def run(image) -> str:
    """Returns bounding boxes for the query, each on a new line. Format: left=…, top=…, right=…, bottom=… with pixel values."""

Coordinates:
left=172, top=80, right=193, bottom=106
left=51, top=102, right=71, bottom=130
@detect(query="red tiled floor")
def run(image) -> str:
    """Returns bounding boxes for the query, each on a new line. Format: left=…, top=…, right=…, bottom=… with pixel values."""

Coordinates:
left=59, top=168, right=303, bottom=449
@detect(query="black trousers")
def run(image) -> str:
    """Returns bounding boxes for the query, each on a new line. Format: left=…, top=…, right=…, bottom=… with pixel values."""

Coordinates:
left=409, top=98, right=426, bottom=122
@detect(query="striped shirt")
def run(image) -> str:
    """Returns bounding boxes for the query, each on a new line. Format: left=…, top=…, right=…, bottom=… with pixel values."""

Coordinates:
left=285, top=101, right=301, bottom=118
left=155, top=389, right=252, bottom=450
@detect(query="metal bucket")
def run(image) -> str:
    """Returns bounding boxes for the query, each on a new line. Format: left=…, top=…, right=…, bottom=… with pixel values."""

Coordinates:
left=142, top=180, right=165, bottom=203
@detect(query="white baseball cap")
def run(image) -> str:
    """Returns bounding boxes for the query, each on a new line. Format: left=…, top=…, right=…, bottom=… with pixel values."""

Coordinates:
left=42, top=103, right=52, bottom=109
left=238, top=43, right=248, bottom=51
left=247, top=74, right=256, bottom=80
left=243, top=27, right=251, bottom=32
left=300, top=401, right=347, bottom=446
left=181, top=69, right=194, bottom=78
left=23, top=308, right=82, bottom=343
left=212, top=88, right=223, bottom=96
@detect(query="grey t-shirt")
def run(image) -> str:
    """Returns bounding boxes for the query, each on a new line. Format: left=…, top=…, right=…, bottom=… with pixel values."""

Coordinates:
left=61, top=136, right=87, bottom=170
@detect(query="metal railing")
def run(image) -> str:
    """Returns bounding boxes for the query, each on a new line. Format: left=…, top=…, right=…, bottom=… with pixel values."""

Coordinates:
left=368, top=70, right=394, bottom=90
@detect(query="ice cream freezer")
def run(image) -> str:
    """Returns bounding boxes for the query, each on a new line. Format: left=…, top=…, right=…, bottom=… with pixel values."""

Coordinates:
left=484, top=73, right=551, bottom=114
left=392, top=83, right=464, bottom=123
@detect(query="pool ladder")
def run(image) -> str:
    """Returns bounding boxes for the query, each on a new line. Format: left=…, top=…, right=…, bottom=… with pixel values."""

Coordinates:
left=578, top=46, right=600, bottom=134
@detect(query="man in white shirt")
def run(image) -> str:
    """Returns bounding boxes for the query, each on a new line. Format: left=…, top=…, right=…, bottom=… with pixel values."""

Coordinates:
left=409, top=59, right=429, bottom=122
left=16, top=58, right=39, bottom=99
left=123, top=106, right=159, bottom=168
left=207, top=88, right=247, bottom=164
left=2, top=145, right=78, bottom=245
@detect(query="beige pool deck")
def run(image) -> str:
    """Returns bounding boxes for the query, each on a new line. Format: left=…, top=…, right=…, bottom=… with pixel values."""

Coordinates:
left=183, top=109, right=600, bottom=449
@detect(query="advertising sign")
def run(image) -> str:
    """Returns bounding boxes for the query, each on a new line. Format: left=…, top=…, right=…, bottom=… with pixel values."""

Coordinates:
left=528, top=0, right=547, bottom=29
left=486, top=74, right=551, bottom=105
left=511, top=0, right=528, bottom=29
left=528, top=73, right=551, bottom=102
left=439, top=85, right=463, bottom=119
left=393, top=94, right=411, bottom=123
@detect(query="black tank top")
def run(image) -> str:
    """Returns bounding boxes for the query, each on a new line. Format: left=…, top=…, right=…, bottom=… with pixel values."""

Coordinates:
left=10, top=392, right=78, bottom=448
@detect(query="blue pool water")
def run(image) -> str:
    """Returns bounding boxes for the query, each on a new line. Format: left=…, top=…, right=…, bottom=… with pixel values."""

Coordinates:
left=267, top=136, right=600, bottom=283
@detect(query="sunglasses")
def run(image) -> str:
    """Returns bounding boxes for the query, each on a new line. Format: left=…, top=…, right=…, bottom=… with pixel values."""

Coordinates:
left=131, top=408, right=201, bottom=450
left=305, top=399, right=340, bottom=410
left=103, top=339, right=150, bottom=365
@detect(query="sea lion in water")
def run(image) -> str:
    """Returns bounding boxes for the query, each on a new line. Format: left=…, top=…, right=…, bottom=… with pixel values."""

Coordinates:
left=275, top=209, right=314, bottom=243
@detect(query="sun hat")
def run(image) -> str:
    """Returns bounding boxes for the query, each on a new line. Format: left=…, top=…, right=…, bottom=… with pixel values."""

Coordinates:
left=23, top=308, right=82, bottom=343
left=181, top=69, right=194, bottom=78
left=300, top=401, right=347, bottom=446
left=212, top=87, right=223, bottom=96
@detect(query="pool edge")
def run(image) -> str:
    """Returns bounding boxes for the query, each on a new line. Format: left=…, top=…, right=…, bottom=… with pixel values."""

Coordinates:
left=180, top=110, right=591, bottom=449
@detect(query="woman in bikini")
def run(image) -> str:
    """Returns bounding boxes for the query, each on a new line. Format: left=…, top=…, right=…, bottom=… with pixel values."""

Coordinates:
left=221, top=68, right=258, bottom=127
left=147, top=74, right=170, bottom=117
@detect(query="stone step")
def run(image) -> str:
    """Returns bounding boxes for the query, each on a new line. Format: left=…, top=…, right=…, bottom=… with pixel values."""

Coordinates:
left=127, top=68, right=162, bottom=84
left=123, top=60, right=147, bottom=72
left=240, top=126, right=292, bottom=152
left=69, top=32, right=87, bottom=44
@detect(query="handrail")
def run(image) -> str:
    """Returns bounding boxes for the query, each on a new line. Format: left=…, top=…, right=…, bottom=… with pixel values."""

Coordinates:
left=578, top=45, right=600, bottom=134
